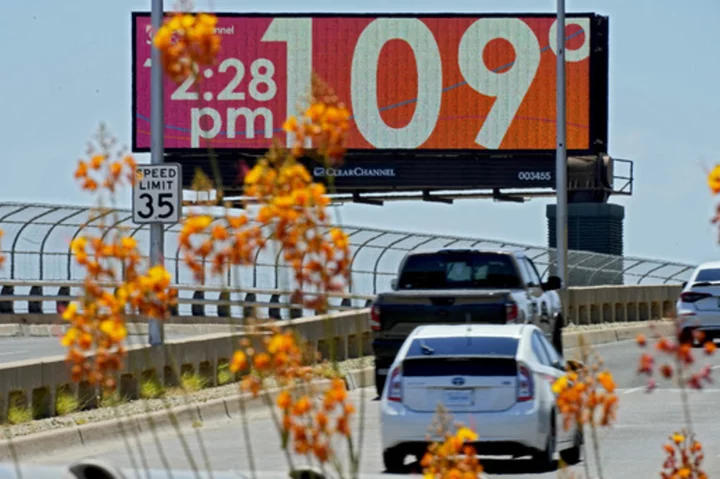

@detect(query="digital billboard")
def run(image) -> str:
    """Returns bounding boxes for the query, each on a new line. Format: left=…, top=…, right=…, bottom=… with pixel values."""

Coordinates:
left=131, top=12, right=608, bottom=153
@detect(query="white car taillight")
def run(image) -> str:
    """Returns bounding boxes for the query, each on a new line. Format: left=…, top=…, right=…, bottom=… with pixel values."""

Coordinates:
left=517, top=363, right=534, bottom=402
left=506, top=302, right=518, bottom=323
left=680, top=291, right=711, bottom=303
left=370, top=304, right=381, bottom=331
left=387, top=366, right=402, bottom=402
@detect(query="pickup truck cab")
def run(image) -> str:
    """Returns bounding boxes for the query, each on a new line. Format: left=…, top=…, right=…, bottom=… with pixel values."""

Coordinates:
left=370, top=248, right=564, bottom=396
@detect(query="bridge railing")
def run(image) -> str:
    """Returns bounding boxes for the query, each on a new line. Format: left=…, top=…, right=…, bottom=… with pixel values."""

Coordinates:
left=0, top=203, right=696, bottom=298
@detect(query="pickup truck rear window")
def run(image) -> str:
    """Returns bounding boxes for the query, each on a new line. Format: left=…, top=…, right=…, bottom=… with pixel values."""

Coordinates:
left=406, top=336, right=519, bottom=358
left=397, top=252, right=522, bottom=289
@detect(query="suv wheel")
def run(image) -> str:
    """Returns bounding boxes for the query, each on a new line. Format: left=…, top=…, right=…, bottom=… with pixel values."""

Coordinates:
left=552, top=314, right=564, bottom=354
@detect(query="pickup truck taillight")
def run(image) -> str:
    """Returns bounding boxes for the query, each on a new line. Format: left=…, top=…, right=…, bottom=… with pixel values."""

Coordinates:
left=505, top=302, right=518, bottom=323
left=517, top=363, right=534, bottom=402
left=370, top=304, right=381, bottom=331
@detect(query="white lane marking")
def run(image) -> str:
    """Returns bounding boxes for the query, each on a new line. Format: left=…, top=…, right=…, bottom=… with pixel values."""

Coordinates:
left=617, top=387, right=720, bottom=393
left=0, top=350, right=28, bottom=356
left=622, top=387, right=644, bottom=395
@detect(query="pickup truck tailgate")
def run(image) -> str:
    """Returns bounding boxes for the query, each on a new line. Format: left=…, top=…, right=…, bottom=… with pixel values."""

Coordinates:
left=375, top=289, right=512, bottom=337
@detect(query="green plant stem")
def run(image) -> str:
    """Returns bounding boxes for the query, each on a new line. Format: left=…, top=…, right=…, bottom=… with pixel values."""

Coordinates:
left=675, top=357, right=694, bottom=436
left=574, top=423, right=590, bottom=479
left=261, top=384, right=297, bottom=473
left=237, top=390, right=258, bottom=479
left=2, top=425, right=23, bottom=479
left=109, top=403, right=146, bottom=479
left=590, top=422, right=604, bottom=479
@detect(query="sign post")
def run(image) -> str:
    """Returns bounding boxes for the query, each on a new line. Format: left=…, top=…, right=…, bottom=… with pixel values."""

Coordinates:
left=555, top=0, right=569, bottom=290
left=147, top=0, right=165, bottom=346
left=132, top=163, right=182, bottom=345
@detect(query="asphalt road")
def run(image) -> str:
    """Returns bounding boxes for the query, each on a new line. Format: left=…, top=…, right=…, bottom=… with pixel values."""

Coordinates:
left=0, top=333, right=198, bottom=364
left=23, top=338, right=720, bottom=478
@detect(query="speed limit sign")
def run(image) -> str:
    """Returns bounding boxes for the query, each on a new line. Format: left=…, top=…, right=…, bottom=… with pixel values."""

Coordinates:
left=132, top=163, right=182, bottom=224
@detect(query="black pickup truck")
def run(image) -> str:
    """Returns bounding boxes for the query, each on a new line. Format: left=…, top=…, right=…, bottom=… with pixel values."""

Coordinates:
left=370, top=248, right=564, bottom=396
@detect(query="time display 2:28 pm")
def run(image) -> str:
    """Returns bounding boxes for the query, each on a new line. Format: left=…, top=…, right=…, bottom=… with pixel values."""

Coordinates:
left=143, top=56, right=278, bottom=147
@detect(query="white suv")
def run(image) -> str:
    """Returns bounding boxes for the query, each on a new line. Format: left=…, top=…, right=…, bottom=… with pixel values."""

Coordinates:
left=379, top=323, right=582, bottom=473
left=676, top=261, right=720, bottom=345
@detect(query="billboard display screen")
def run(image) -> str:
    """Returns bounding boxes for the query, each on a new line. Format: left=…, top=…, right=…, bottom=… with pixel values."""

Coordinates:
left=131, top=12, right=608, bottom=155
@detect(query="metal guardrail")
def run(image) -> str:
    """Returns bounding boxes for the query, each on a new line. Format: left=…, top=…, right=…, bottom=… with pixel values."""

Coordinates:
left=0, top=279, right=375, bottom=318
left=0, top=202, right=696, bottom=296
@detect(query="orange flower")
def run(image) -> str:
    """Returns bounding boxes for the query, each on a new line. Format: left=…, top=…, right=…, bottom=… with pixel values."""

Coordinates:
left=422, top=409, right=484, bottom=479
left=708, top=164, right=720, bottom=194
left=291, top=396, right=311, bottom=416
left=62, top=133, right=177, bottom=390
left=661, top=429, right=707, bottom=478
left=276, top=390, right=292, bottom=410
left=637, top=318, right=716, bottom=390
left=253, top=352, right=271, bottom=371
left=554, top=336, right=618, bottom=432
left=230, top=350, right=248, bottom=373
left=153, top=12, right=221, bottom=84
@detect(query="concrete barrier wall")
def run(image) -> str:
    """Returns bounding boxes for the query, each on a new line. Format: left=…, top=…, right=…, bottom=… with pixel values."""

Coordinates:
left=559, top=284, right=682, bottom=324
left=0, top=284, right=682, bottom=422
left=0, top=309, right=373, bottom=423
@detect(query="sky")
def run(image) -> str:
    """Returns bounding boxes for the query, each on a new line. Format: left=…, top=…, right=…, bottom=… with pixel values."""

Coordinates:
left=2, top=0, right=719, bottom=269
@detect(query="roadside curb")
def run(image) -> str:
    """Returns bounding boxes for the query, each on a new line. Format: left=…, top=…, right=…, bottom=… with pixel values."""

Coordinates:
left=562, top=320, right=675, bottom=349
left=0, top=377, right=332, bottom=462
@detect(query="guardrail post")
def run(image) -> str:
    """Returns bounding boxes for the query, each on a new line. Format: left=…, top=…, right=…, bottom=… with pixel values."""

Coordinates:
left=169, top=298, right=178, bottom=317
left=191, top=291, right=205, bottom=317
left=0, top=286, right=14, bottom=314
left=56, top=286, right=70, bottom=314
left=28, top=285, right=43, bottom=314
left=269, top=294, right=281, bottom=320
left=243, top=293, right=256, bottom=320
left=289, top=301, right=302, bottom=320
left=217, top=290, right=230, bottom=318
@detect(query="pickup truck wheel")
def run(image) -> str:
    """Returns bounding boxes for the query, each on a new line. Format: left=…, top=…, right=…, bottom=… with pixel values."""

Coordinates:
left=552, top=314, right=564, bottom=355
left=375, top=369, right=386, bottom=398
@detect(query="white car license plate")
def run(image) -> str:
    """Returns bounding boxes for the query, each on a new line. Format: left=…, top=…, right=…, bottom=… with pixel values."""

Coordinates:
left=443, top=389, right=473, bottom=407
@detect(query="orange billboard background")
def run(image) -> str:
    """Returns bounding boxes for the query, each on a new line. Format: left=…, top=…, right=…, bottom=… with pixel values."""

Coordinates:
left=309, top=16, right=591, bottom=150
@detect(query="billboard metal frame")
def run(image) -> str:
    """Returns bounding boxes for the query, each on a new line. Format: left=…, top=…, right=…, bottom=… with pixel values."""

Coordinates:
left=130, top=11, right=612, bottom=198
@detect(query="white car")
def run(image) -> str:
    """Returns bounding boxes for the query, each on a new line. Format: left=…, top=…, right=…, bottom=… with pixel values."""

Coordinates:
left=676, top=261, right=720, bottom=345
left=379, top=324, right=582, bottom=472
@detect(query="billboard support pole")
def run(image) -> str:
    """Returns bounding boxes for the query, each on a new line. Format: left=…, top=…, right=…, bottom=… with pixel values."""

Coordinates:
left=149, top=0, right=165, bottom=346
left=555, top=0, right=569, bottom=292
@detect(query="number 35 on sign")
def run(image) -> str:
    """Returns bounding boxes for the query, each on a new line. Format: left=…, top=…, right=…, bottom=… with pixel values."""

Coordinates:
left=132, top=164, right=183, bottom=224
